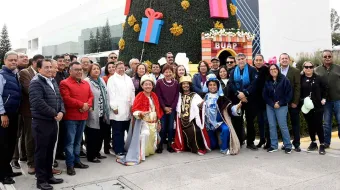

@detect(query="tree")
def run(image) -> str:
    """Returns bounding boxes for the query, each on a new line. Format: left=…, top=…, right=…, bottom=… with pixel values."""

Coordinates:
left=331, top=8, right=340, bottom=32
left=0, top=24, right=11, bottom=63
left=100, top=19, right=112, bottom=51
left=95, top=28, right=101, bottom=52
left=332, top=32, right=340, bottom=46
left=89, top=31, right=97, bottom=53
left=119, top=0, right=238, bottom=64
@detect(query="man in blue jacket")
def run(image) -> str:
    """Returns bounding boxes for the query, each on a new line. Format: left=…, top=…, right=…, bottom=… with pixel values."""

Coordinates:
left=0, top=51, right=22, bottom=184
left=29, top=59, right=65, bottom=190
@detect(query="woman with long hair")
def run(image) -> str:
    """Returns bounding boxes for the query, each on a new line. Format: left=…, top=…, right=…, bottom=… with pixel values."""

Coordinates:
left=132, top=64, right=147, bottom=96
left=102, top=62, right=116, bottom=84
left=192, top=61, right=210, bottom=97
left=217, top=65, right=229, bottom=95
left=263, top=64, right=293, bottom=154
left=84, top=63, right=110, bottom=163
left=300, top=61, right=327, bottom=155
left=175, top=65, right=187, bottom=81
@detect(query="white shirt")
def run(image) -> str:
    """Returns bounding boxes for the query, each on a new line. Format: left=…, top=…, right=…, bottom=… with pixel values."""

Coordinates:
left=39, top=74, right=55, bottom=92
left=281, top=65, right=289, bottom=77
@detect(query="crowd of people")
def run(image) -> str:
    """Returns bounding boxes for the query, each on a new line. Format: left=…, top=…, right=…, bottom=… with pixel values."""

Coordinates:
left=0, top=50, right=339, bottom=190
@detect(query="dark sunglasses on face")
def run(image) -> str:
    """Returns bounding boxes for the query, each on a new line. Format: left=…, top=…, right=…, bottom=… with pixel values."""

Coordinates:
left=110, top=56, right=118, bottom=59
left=304, top=66, right=314, bottom=69
left=323, top=55, right=332, bottom=59
left=226, top=61, right=234, bottom=64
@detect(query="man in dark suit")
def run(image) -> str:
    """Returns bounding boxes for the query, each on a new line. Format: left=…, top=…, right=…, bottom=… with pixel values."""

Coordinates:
left=15, top=54, right=44, bottom=175
left=29, top=59, right=65, bottom=190
left=279, top=53, right=301, bottom=152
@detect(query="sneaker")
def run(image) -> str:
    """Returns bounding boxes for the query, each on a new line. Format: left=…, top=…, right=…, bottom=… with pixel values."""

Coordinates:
left=116, top=153, right=125, bottom=159
left=52, top=168, right=62, bottom=175
left=10, top=160, right=21, bottom=169
left=307, top=142, right=318, bottom=152
left=294, top=147, right=301, bottom=152
left=285, top=148, right=292, bottom=154
left=267, top=147, right=278, bottom=153
left=319, top=145, right=326, bottom=155
left=197, top=150, right=206, bottom=156
left=220, top=149, right=228, bottom=155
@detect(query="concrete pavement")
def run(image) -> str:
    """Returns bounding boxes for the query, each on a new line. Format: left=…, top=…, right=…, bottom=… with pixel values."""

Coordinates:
left=2, top=133, right=340, bottom=190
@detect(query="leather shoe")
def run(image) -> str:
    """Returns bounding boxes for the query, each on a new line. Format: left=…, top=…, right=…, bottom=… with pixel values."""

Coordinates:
left=67, top=167, right=76, bottom=176
left=37, top=182, right=53, bottom=190
left=97, top=154, right=107, bottom=159
left=88, top=158, right=101, bottom=163
left=74, top=162, right=89, bottom=169
left=1, top=177, right=15, bottom=184
left=246, top=144, right=259, bottom=151
left=8, top=172, right=22, bottom=177
left=48, top=177, right=63, bottom=184
left=28, top=167, right=35, bottom=175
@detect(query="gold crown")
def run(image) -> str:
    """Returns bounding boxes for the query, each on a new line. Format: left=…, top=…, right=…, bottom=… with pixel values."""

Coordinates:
left=140, top=74, right=155, bottom=85
left=179, top=75, right=192, bottom=84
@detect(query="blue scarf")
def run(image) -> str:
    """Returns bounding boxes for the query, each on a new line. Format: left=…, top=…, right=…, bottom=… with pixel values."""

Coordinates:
left=233, top=64, right=250, bottom=90
left=89, top=77, right=110, bottom=124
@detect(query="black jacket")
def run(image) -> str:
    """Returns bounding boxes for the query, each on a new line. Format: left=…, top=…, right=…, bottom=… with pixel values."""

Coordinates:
left=54, top=71, right=69, bottom=86
left=228, top=65, right=258, bottom=104
left=300, top=73, right=327, bottom=112
left=263, top=74, right=292, bottom=108
left=29, top=74, right=65, bottom=120
left=254, top=65, right=270, bottom=110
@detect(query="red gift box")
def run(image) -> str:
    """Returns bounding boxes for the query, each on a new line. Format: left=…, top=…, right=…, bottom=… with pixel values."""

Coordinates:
left=209, top=0, right=229, bottom=19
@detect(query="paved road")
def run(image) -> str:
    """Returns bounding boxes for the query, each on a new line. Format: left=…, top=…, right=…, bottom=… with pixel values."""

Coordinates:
left=2, top=136, right=340, bottom=190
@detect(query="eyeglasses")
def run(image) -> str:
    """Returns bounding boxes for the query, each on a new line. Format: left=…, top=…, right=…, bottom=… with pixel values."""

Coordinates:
left=323, top=55, right=332, bottom=59
left=270, top=68, right=278, bottom=71
left=110, top=56, right=118, bottom=59
left=226, top=61, right=234, bottom=64
left=304, top=66, right=314, bottom=69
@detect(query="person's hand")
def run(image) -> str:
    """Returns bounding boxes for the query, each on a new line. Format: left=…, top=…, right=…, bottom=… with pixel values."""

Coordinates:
left=113, top=109, right=118, bottom=115
left=139, top=111, right=150, bottom=119
left=237, top=101, right=242, bottom=110
left=274, top=102, right=280, bottom=109
left=291, top=103, right=297, bottom=108
left=321, top=99, right=326, bottom=105
left=82, top=103, right=89, bottom=111
left=198, top=101, right=204, bottom=108
left=1, top=115, right=9, bottom=128
left=55, top=112, right=64, bottom=121
left=240, top=97, right=248, bottom=103
left=164, top=107, right=171, bottom=114
left=237, top=92, right=245, bottom=100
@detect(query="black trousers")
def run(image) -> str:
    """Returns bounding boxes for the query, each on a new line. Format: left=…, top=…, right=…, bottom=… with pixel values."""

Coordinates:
left=244, top=104, right=257, bottom=146
left=86, top=117, right=109, bottom=160
left=303, top=110, right=325, bottom=144
left=0, top=114, right=18, bottom=180
left=32, top=118, right=58, bottom=184
left=231, top=115, right=244, bottom=145
left=111, top=120, right=130, bottom=154
left=56, top=120, right=65, bottom=157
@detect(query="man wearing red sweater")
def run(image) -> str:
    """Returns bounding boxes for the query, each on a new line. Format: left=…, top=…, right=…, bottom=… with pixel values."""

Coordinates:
left=60, top=62, right=94, bottom=176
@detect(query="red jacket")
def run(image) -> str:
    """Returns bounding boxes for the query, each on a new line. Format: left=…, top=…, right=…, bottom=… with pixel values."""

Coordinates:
left=60, top=77, right=94, bottom=120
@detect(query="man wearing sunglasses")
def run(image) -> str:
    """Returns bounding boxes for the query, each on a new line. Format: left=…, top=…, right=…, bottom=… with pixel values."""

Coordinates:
left=279, top=53, right=301, bottom=153
left=315, top=50, right=340, bottom=148
left=226, top=56, right=236, bottom=78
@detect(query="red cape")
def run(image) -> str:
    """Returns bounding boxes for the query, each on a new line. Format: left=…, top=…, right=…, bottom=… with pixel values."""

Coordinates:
left=132, top=92, right=163, bottom=119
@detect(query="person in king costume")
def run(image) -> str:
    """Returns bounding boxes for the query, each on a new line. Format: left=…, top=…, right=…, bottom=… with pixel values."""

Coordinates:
left=203, top=74, right=242, bottom=155
left=172, top=76, right=210, bottom=155
left=117, top=74, right=163, bottom=166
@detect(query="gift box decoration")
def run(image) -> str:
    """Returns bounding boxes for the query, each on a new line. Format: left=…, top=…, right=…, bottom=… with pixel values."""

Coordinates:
left=138, top=8, right=164, bottom=44
left=209, top=0, right=229, bottom=19
left=124, top=0, right=132, bottom=15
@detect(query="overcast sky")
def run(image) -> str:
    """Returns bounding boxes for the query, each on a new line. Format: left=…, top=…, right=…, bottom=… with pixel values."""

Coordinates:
left=0, top=0, right=339, bottom=49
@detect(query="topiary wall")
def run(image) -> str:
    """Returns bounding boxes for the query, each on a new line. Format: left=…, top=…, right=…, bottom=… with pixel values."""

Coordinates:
left=119, top=0, right=238, bottom=64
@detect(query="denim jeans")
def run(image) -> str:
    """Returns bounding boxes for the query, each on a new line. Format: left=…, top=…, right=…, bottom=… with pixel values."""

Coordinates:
left=266, top=105, right=292, bottom=149
left=323, top=100, right=340, bottom=145
left=64, top=120, right=86, bottom=167
left=159, top=110, right=176, bottom=149
left=207, top=123, right=230, bottom=151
